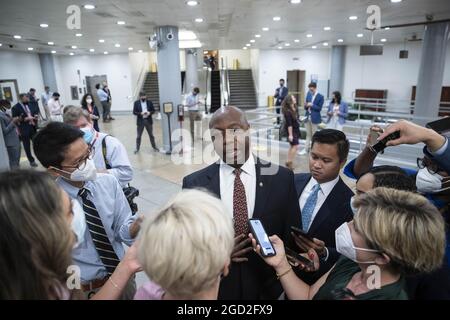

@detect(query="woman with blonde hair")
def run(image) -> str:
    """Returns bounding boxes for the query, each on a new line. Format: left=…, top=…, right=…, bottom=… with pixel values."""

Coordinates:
left=252, top=188, right=446, bottom=300
left=282, top=94, right=300, bottom=170
left=135, top=189, right=234, bottom=300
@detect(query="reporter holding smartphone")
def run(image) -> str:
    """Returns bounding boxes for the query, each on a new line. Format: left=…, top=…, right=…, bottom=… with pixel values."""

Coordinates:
left=133, top=92, right=159, bottom=154
left=252, top=188, right=446, bottom=300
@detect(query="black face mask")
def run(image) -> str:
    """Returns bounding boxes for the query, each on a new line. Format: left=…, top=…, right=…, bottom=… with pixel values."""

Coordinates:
left=141, top=98, right=146, bottom=102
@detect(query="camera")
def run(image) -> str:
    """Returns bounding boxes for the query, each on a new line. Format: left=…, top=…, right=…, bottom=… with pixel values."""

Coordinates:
left=123, top=186, right=139, bottom=215
left=166, top=32, right=174, bottom=41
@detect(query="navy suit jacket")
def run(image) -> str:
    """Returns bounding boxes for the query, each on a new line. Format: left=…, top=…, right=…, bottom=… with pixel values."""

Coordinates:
left=274, top=86, right=289, bottom=106
left=305, top=91, right=324, bottom=124
left=294, top=173, right=353, bottom=285
left=182, top=157, right=301, bottom=300
left=430, top=138, right=450, bottom=174
left=133, top=99, right=155, bottom=125
left=11, top=103, right=38, bottom=136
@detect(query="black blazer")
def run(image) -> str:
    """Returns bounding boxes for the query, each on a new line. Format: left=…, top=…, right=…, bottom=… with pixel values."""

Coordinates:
left=294, top=173, right=353, bottom=285
left=11, top=103, right=38, bottom=136
left=182, top=157, right=301, bottom=300
left=133, top=99, right=155, bottom=125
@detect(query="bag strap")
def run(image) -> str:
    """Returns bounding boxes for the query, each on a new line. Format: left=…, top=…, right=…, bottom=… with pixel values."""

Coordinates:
left=101, top=135, right=112, bottom=169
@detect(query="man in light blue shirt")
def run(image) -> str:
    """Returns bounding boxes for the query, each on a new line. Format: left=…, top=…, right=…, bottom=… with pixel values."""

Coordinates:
left=96, top=83, right=110, bottom=123
left=186, top=87, right=202, bottom=141
left=33, top=122, right=141, bottom=299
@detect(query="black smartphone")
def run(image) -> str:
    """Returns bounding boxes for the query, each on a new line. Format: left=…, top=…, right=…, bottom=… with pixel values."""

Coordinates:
left=290, top=226, right=315, bottom=242
left=285, top=246, right=314, bottom=268
left=369, top=131, right=400, bottom=153
left=426, top=117, right=450, bottom=135
left=248, top=219, right=276, bottom=257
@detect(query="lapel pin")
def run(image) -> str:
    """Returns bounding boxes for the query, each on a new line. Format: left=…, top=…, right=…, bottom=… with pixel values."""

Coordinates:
left=259, top=182, right=263, bottom=187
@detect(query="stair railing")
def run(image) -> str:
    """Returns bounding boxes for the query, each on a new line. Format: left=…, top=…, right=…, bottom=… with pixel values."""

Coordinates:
left=132, top=65, right=147, bottom=103
left=220, top=57, right=230, bottom=106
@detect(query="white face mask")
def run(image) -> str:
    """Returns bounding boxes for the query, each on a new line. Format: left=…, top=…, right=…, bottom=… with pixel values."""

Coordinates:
left=53, top=158, right=98, bottom=182
left=86, top=98, right=93, bottom=104
left=71, top=199, right=86, bottom=249
left=335, top=223, right=381, bottom=264
left=416, top=168, right=450, bottom=194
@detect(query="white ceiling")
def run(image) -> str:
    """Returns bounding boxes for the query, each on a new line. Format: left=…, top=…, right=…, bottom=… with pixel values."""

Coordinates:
left=0, top=0, right=449, bottom=55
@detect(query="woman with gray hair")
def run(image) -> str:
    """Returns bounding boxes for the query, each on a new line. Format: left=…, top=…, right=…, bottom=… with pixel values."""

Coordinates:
left=135, top=189, right=234, bottom=300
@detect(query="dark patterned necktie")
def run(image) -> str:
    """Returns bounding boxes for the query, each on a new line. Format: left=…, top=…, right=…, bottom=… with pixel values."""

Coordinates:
left=233, top=169, right=249, bottom=236
left=78, top=188, right=120, bottom=275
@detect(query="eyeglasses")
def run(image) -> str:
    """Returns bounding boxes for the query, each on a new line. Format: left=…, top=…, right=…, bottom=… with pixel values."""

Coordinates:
left=417, top=157, right=443, bottom=174
left=61, top=145, right=94, bottom=170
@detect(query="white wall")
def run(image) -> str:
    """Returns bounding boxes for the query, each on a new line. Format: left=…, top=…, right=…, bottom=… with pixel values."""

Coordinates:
left=250, top=49, right=260, bottom=93
left=129, top=52, right=150, bottom=99
left=257, top=49, right=331, bottom=106
left=219, top=49, right=251, bottom=69
left=54, top=53, right=133, bottom=111
left=0, top=50, right=45, bottom=103
left=343, top=42, right=450, bottom=104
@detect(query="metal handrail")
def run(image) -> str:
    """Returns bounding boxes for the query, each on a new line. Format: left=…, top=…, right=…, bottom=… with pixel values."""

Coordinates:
left=132, top=62, right=147, bottom=103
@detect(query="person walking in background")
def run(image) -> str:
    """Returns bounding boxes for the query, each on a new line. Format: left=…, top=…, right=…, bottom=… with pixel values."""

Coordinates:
left=282, top=95, right=300, bottom=171
left=103, top=81, right=114, bottom=121
left=96, top=83, right=110, bottom=123
left=300, top=82, right=324, bottom=155
left=12, top=93, right=38, bottom=167
left=0, top=100, right=21, bottom=168
left=47, top=92, right=63, bottom=122
left=81, top=93, right=100, bottom=132
left=326, top=91, right=348, bottom=131
left=274, top=79, right=288, bottom=127
left=133, top=92, right=159, bottom=154
left=186, top=87, right=203, bottom=142
left=41, top=85, right=53, bottom=119
left=27, top=88, right=42, bottom=119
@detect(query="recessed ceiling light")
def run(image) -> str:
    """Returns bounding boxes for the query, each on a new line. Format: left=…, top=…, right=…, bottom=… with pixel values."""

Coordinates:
left=117, top=21, right=126, bottom=25
left=255, top=34, right=261, bottom=38
left=323, top=42, right=329, bottom=46
left=337, top=39, right=344, bottom=43
left=290, top=0, right=302, bottom=4
left=186, top=0, right=198, bottom=6
left=40, top=23, right=49, bottom=28
left=250, top=39, right=255, bottom=43
left=294, top=39, right=300, bottom=43
left=246, top=43, right=251, bottom=47
left=278, top=46, right=283, bottom=49
left=47, top=41, right=54, bottom=45
left=83, top=4, right=96, bottom=10
left=89, top=48, right=95, bottom=52
left=71, top=45, right=77, bottom=49
left=98, top=39, right=105, bottom=43
left=27, top=47, right=34, bottom=51
left=273, top=16, right=281, bottom=21
left=262, top=27, right=269, bottom=31
left=306, top=34, right=313, bottom=38
left=349, top=16, right=358, bottom=20
left=138, top=49, right=143, bottom=53
left=203, top=50, right=208, bottom=54
left=384, top=27, right=391, bottom=30
left=380, top=38, right=387, bottom=42
left=312, top=45, right=317, bottom=49
left=13, top=35, right=21, bottom=39
left=115, top=43, right=121, bottom=47
left=128, top=47, right=133, bottom=51
left=357, top=33, right=364, bottom=37
left=323, top=26, right=331, bottom=31
left=76, top=33, right=83, bottom=37
left=51, top=50, right=56, bottom=54
left=243, top=47, right=248, bottom=50
left=0, top=43, right=2, bottom=47
left=69, top=52, right=74, bottom=56
left=104, top=51, right=108, bottom=55
left=391, top=0, right=402, bottom=3
left=285, top=43, right=290, bottom=46
left=195, top=18, right=203, bottom=23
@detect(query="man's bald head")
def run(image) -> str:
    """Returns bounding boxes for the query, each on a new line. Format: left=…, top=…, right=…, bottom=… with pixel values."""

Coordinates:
left=209, top=106, right=249, bottom=130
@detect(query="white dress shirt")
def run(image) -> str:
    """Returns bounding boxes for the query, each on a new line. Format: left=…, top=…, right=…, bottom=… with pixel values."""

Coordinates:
left=219, top=154, right=256, bottom=218
left=140, top=100, right=149, bottom=118
left=299, top=175, right=340, bottom=232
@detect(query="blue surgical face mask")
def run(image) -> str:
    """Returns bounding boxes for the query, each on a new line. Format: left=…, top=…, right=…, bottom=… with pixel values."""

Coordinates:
left=80, top=127, right=95, bottom=144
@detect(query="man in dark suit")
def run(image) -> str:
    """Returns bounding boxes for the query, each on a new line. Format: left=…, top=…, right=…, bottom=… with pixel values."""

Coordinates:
left=0, top=99, right=21, bottom=168
left=133, top=92, right=159, bottom=154
left=12, top=93, right=39, bottom=167
left=293, top=129, right=353, bottom=285
left=301, top=82, right=325, bottom=155
left=183, top=106, right=301, bottom=300
left=274, top=79, right=288, bottom=126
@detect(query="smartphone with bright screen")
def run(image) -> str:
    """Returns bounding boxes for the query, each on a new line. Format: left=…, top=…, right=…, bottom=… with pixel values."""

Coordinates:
left=249, top=219, right=276, bottom=257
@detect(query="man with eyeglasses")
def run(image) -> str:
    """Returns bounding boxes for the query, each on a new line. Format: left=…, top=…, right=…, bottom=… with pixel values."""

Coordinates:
left=32, top=122, right=141, bottom=299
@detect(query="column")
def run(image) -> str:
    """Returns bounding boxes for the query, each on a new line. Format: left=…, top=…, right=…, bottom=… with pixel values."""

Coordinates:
left=38, top=53, right=59, bottom=92
left=156, top=26, right=182, bottom=153
left=329, top=45, right=346, bottom=96
left=185, top=49, right=199, bottom=94
left=414, top=22, right=450, bottom=124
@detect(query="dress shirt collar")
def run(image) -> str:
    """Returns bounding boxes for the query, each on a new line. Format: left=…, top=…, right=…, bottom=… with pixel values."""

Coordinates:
left=220, top=154, right=255, bottom=177
left=308, top=175, right=340, bottom=197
